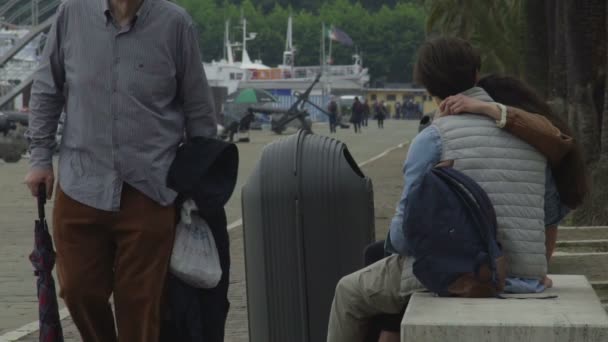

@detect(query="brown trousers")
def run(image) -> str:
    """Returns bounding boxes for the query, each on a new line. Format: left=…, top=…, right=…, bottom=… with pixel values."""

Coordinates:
left=53, top=184, right=175, bottom=342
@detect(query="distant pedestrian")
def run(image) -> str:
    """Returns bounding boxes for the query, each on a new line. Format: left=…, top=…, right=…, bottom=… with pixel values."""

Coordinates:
left=404, top=99, right=418, bottom=119
left=328, top=97, right=338, bottom=133
left=351, top=97, right=363, bottom=133
left=395, top=102, right=402, bottom=119
left=227, top=122, right=239, bottom=142
left=237, top=109, right=254, bottom=143
left=375, top=101, right=386, bottom=128
left=362, top=99, right=370, bottom=127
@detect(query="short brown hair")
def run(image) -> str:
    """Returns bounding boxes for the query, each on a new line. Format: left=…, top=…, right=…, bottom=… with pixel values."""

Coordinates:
left=414, top=37, right=481, bottom=99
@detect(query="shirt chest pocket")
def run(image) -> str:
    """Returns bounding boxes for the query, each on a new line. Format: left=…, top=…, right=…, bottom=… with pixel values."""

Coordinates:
left=128, top=58, right=177, bottom=104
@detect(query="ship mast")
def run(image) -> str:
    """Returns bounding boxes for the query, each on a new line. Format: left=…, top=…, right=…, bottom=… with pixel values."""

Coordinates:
left=321, top=22, right=330, bottom=103
left=283, top=15, right=294, bottom=68
left=224, top=19, right=235, bottom=64
left=241, top=17, right=256, bottom=66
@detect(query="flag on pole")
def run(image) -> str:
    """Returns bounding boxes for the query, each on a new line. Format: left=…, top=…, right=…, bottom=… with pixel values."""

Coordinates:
left=326, top=26, right=354, bottom=46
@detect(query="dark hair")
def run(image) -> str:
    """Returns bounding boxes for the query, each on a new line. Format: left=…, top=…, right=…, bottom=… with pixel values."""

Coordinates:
left=478, top=74, right=589, bottom=209
left=414, top=37, right=481, bottom=99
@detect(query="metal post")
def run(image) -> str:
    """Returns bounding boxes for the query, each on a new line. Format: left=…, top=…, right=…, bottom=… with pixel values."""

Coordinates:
left=321, top=23, right=326, bottom=102
left=31, top=0, right=39, bottom=27
left=321, top=23, right=326, bottom=73
left=242, top=17, right=247, bottom=57
left=328, top=29, right=333, bottom=66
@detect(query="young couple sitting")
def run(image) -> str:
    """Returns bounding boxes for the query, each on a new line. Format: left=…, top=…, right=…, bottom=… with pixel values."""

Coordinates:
left=326, top=37, right=588, bottom=342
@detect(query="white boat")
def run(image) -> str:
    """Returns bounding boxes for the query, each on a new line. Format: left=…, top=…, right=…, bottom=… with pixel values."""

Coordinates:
left=203, top=17, right=370, bottom=95
left=203, top=19, right=267, bottom=94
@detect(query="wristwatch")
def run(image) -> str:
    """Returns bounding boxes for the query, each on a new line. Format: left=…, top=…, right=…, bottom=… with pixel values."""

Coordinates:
left=495, top=103, right=507, bottom=128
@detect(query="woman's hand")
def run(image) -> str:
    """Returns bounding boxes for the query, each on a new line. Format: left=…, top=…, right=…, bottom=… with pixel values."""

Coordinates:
left=439, top=95, right=501, bottom=120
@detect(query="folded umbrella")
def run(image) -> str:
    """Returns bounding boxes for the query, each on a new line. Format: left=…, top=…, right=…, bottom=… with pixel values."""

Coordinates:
left=29, top=184, right=64, bottom=342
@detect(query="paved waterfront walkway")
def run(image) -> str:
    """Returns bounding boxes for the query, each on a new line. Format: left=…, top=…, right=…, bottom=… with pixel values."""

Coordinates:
left=0, top=121, right=417, bottom=341
left=5, top=121, right=606, bottom=341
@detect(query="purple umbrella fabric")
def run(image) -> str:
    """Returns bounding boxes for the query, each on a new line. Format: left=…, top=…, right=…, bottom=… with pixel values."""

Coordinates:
left=29, top=185, right=64, bottom=342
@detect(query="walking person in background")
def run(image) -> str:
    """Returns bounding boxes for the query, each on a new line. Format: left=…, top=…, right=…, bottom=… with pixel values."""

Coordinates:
left=351, top=97, right=363, bottom=133
left=394, top=102, right=402, bottom=120
left=362, top=99, right=371, bottom=127
left=24, top=0, right=217, bottom=341
left=328, top=96, right=339, bottom=133
left=375, top=101, right=386, bottom=128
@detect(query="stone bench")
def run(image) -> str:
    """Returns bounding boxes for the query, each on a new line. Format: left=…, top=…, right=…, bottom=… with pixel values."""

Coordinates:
left=401, top=275, right=608, bottom=342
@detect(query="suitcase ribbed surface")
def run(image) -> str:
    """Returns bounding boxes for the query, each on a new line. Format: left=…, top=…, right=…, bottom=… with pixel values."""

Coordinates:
left=242, top=130, right=375, bottom=342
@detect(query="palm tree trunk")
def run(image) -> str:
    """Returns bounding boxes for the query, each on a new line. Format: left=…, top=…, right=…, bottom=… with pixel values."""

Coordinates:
left=546, top=0, right=568, bottom=121
left=601, top=3, right=608, bottom=162
left=524, top=0, right=548, bottom=97
left=564, top=0, right=601, bottom=162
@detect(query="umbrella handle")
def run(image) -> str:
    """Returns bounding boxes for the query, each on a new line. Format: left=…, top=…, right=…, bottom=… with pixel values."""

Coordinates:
left=37, top=183, right=46, bottom=220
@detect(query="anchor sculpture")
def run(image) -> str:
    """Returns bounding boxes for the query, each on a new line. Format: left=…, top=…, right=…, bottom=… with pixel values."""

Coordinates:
left=248, top=74, right=335, bottom=134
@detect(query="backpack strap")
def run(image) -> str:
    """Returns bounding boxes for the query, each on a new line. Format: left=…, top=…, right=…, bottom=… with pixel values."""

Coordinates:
left=432, top=168, right=501, bottom=279
left=434, top=168, right=499, bottom=254
left=437, top=167, right=498, bottom=233
left=432, top=168, right=496, bottom=235
left=440, top=168, right=504, bottom=259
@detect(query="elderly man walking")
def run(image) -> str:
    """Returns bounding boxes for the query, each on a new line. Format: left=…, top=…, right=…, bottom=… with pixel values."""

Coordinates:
left=24, top=0, right=217, bottom=341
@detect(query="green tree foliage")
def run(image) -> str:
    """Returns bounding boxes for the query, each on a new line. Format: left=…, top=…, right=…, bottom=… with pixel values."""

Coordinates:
left=210, top=0, right=412, bottom=13
left=175, top=0, right=426, bottom=82
left=425, top=0, right=524, bottom=76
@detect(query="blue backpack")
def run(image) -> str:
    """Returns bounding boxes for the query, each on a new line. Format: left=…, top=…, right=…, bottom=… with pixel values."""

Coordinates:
left=404, top=166, right=506, bottom=297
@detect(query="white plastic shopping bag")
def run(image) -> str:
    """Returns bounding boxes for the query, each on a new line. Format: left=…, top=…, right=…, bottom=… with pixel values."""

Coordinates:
left=170, top=199, right=222, bottom=288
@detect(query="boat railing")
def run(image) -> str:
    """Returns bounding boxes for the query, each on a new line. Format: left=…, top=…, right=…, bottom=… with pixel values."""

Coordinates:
left=0, top=17, right=54, bottom=109
left=0, top=59, right=37, bottom=82
left=326, top=65, right=364, bottom=77
left=247, top=64, right=365, bottom=81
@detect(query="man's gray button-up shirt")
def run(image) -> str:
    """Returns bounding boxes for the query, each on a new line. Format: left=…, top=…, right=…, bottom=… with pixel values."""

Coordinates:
left=27, top=0, right=217, bottom=211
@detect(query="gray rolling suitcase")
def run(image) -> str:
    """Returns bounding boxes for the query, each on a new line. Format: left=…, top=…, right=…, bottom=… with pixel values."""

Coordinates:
left=242, top=130, right=375, bottom=342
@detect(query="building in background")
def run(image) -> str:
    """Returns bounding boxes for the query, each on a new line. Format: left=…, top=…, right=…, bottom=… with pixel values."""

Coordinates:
left=365, top=85, right=437, bottom=118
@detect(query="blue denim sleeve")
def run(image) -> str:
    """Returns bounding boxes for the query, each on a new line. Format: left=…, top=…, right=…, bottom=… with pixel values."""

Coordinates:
left=386, top=126, right=442, bottom=255
left=544, top=166, right=569, bottom=227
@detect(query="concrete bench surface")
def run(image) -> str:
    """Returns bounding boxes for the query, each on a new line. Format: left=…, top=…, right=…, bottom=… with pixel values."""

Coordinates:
left=401, top=275, right=608, bottom=342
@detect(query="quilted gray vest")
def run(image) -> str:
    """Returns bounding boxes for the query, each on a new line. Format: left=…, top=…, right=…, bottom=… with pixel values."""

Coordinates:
left=432, top=87, right=547, bottom=279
